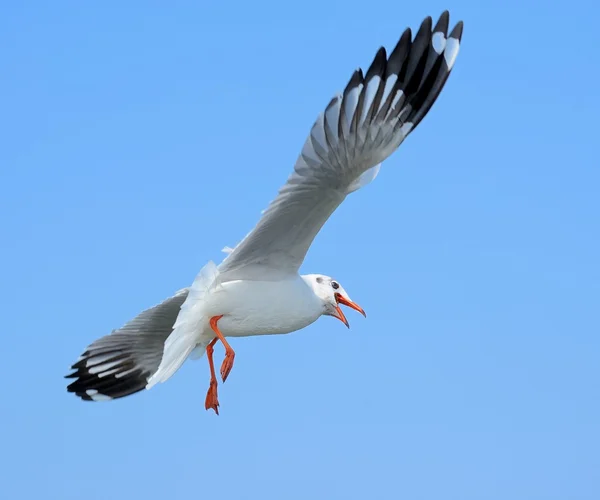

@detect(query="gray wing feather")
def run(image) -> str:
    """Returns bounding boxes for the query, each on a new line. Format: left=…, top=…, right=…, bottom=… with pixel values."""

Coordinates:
left=219, top=12, right=463, bottom=281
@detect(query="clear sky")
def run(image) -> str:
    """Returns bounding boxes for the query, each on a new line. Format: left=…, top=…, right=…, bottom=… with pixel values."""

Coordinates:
left=2, top=1, right=599, bottom=499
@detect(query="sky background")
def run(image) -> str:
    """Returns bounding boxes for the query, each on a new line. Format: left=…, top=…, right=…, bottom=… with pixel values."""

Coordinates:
left=1, top=1, right=599, bottom=499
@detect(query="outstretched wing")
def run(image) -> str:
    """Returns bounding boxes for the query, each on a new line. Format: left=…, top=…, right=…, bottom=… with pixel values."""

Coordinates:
left=219, top=12, right=463, bottom=282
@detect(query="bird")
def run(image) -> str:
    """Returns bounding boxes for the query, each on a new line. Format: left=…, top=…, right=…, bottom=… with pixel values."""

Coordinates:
left=66, top=10, right=463, bottom=414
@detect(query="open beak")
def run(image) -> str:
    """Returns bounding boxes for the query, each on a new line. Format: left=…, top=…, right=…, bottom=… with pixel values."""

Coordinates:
left=334, top=305, right=350, bottom=328
left=334, top=293, right=366, bottom=328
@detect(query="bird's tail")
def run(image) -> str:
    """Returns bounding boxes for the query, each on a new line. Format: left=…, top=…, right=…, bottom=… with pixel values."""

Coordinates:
left=66, top=288, right=189, bottom=401
left=146, top=261, right=219, bottom=389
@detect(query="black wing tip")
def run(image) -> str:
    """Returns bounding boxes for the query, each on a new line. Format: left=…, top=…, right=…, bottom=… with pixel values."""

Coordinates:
left=66, top=369, right=148, bottom=401
left=341, top=11, right=463, bottom=88
left=386, top=11, right=464, bottom=129
left=386, top=28, right=412, bottom=74
left=323, top=10, right=464, bottom=138
left=374, top=46, right=387, bottom=61
left=343, top=68, right=365, bottom=95
left=430, top=11, right=464, bottom=41
left=433, top=11, right=450, bottom=35
left=65, top=349, right=149, bottom=401
left=365, top=47, right=387, bottom=78
left=449, top=20, right=464, bottom=41
left=418, top=15, right=433, bottom=34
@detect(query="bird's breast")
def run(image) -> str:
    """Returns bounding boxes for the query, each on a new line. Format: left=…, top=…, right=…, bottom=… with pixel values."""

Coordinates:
left=206, top=277, right=322, bottom=337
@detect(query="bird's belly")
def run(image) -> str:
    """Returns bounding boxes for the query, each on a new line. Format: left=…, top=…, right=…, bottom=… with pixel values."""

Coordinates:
left=217, top=309, right=319, bottom=337
left=206, top=278, right=322, bottom=338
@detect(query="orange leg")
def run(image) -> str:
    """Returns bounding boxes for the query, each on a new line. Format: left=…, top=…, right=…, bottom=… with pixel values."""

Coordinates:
left=204, top=337, right=220, bottom=415
left=209, top=315, right=236, bottom=383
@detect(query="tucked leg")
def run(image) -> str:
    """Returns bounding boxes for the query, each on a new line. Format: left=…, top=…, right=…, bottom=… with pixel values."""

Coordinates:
left=204, top=337, right=220, bottom=415
left=209, top=315, right=236, bottom=383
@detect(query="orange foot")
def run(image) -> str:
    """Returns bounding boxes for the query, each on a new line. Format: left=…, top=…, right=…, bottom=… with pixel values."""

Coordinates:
left=209, top=315, right=237, bottom=383
left=204, top=337, right=220, bottom=415
left=220, top=348, right=235, bottom=383
left=205, top=379, right=220, bottom=415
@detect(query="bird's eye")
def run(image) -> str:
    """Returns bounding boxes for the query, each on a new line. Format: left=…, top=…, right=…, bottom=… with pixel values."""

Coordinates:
left=331, top=281, right=339, bottom=290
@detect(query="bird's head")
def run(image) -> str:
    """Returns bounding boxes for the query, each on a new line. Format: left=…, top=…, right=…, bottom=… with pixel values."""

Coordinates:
left=304, top=274, right=366, bottom=328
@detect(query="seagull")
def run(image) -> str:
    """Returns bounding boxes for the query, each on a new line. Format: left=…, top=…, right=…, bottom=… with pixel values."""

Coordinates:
left=66, top=11, right=463, bottom=414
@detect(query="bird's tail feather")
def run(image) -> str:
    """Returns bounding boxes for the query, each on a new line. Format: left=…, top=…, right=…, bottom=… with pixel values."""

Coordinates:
left=146, top=261, right=219, bottom=389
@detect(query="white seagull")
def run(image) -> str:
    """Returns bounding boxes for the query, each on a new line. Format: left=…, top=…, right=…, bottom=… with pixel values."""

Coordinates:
left=67, top=11, right=463, bottom=414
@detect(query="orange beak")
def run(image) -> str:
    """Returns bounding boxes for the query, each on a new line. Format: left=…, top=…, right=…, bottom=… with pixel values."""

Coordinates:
left=334, top=293, right=366, bottom=328
left=334, top=305, right=350, bottom=328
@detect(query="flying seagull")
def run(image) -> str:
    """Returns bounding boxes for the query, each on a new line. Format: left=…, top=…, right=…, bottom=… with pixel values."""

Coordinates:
left=66, top=11, right=463, bottom=414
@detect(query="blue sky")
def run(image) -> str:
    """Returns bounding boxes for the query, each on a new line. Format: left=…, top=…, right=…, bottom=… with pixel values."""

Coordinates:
left=2, top=1, right=599, bottom=498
